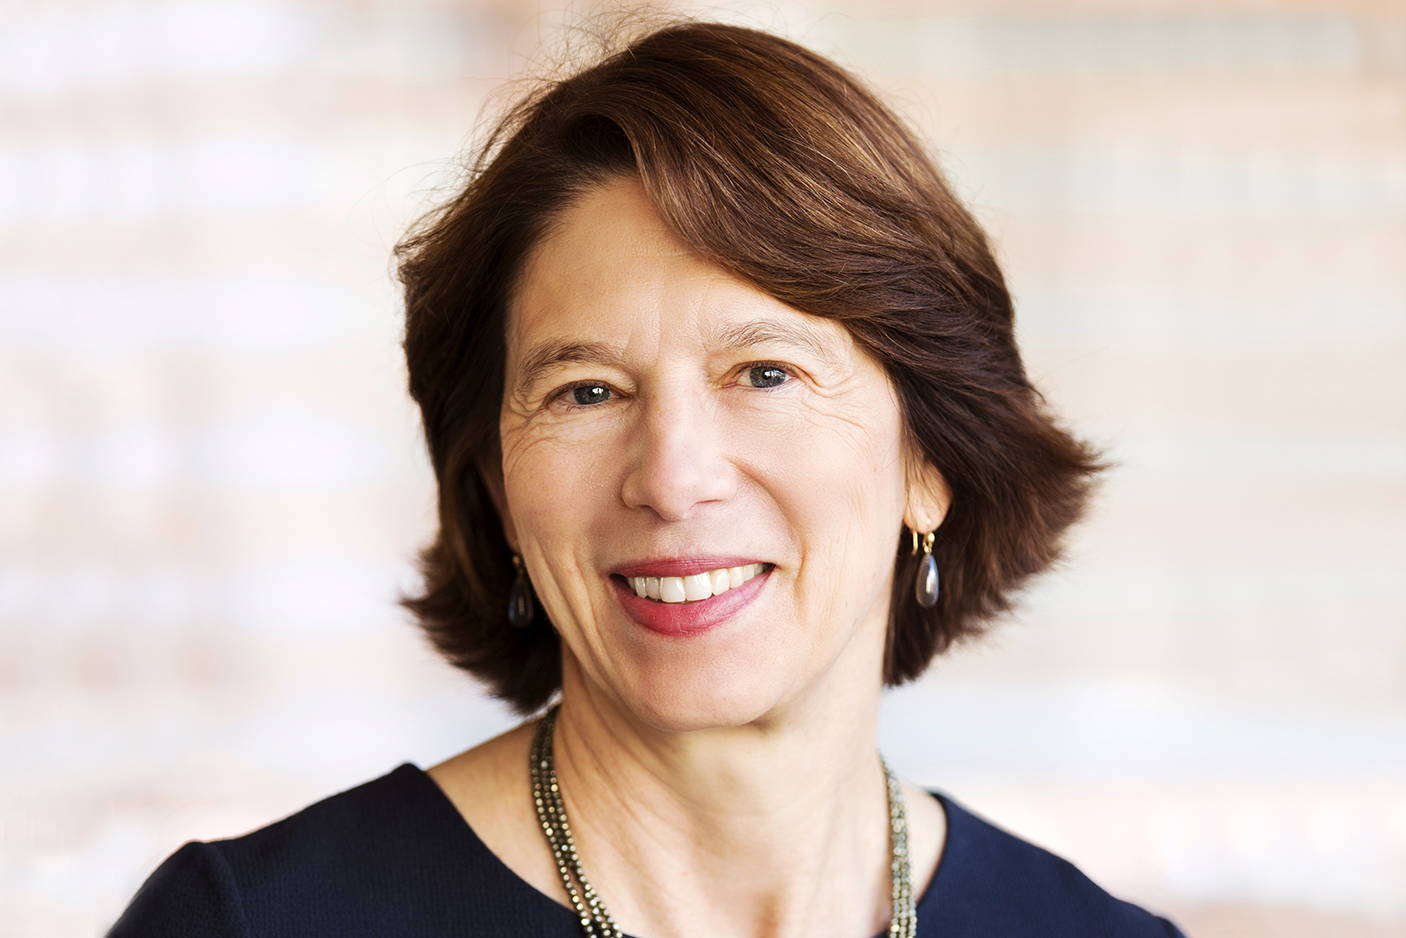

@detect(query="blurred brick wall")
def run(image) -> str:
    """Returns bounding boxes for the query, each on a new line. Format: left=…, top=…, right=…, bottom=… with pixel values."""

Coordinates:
left=2, top=2, right=1403, bottom=935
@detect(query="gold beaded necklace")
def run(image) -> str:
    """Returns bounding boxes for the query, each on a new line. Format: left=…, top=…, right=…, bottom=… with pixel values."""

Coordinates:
left=529, top=705, right=917, bottom=937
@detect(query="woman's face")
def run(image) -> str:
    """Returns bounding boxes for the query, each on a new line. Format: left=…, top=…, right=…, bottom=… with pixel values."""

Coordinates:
left=497, top=177, right=945, bottom=731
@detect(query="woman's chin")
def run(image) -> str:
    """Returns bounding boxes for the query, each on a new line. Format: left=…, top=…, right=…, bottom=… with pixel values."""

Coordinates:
left=619, top=688, right=781, bottom=734
left=585, top=654, right=790, bottom=734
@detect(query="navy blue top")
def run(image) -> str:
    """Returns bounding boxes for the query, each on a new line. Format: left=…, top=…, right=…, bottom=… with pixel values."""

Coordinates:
left=109, top=763, right=1184, bottom=937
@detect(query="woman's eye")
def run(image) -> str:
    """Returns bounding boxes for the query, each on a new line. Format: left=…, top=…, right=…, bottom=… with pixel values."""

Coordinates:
left=743, top=365, right=791, bottom=389
left=569, top=384, right=612, bottom=406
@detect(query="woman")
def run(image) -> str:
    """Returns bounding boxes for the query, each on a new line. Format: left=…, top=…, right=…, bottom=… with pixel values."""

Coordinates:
left=112, top=21, right=1183, bottom=938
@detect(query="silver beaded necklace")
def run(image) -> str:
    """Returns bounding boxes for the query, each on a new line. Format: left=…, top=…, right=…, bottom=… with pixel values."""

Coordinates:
left=530, top=705, right=917, bottom=938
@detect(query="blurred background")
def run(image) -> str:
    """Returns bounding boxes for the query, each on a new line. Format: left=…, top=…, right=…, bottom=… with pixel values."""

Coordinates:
left=2, top=0, right=1403, bottom=935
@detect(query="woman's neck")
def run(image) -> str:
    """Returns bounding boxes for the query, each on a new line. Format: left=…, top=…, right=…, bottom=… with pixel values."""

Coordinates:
left=549, top=652, right=894, bottom=938
left=428, top=622, right=945, bottom=938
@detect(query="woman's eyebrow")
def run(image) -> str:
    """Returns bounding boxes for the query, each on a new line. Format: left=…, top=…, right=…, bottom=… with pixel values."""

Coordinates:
left=512, top=340, right=625, bottom=398
left=712, top=319, right=845, bottom=367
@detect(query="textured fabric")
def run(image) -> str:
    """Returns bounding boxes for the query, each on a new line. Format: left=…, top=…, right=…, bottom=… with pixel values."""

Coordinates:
left=109, top=763, right=1184, bottom=937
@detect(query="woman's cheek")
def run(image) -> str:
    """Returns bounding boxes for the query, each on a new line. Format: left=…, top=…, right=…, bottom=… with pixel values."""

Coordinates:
left=739, top=389, right=902, bottom=493
left=502, top=440, right=607, bottom=636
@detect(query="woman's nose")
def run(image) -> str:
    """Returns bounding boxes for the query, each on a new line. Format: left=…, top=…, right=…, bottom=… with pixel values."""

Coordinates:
left=619, top=392, right=735, bottom=521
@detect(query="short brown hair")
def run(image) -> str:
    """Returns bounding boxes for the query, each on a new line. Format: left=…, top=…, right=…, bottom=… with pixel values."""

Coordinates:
left=397, top=21, right=1102, bottom=714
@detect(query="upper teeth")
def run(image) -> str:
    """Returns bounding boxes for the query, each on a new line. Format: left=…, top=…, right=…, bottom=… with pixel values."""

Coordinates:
left=629, top=564, right=765, bottom=603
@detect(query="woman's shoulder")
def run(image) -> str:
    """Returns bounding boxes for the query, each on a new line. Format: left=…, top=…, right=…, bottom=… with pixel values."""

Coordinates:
left=106, top=763, right=581, bottom=938
left=110, top=766, right=1184, bottom=938
left=196, top=763, right=455, bottom=885
left=922, top=792, right=1185, bottom=938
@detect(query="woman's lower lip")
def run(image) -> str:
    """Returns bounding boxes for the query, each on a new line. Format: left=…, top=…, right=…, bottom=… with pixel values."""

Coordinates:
left=612, top=568, right=768, bottom=636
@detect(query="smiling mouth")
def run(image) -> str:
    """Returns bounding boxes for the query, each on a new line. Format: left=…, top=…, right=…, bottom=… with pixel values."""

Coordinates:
left=622, top=564, right=767, bottom=604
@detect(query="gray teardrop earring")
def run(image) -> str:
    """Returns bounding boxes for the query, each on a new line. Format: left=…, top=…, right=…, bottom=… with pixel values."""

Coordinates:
left=911, top=530, right=938, bottom=608
left=508, top=554, right=535, bottom=627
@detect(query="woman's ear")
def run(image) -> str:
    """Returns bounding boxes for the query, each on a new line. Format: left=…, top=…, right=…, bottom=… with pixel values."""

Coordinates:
left=903, top=456, right=952, bottom=534
left=478, top=457, right=520, bottom=552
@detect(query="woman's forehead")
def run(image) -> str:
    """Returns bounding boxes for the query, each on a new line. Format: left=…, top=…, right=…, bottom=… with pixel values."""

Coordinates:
left=505, top=179, right=857, bottom=369
left=512, top=177, right=704, bottom=316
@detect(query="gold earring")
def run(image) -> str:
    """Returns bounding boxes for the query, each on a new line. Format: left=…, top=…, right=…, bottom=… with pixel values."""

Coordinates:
left=508, top=554, right=534, bottom=627
left=912, top=530, right=937, bottom=607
